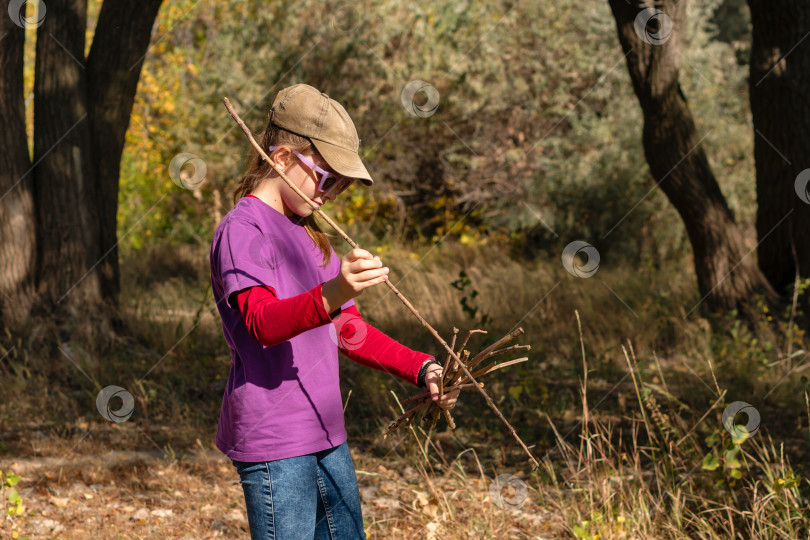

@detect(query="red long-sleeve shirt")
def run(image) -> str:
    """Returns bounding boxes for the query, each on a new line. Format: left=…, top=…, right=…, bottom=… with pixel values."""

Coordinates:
left=233, top=284, right=432, bottom=386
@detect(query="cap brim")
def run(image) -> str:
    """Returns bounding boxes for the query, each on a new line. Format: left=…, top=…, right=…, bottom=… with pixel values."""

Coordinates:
left=310, top=139, right=373, bottom=186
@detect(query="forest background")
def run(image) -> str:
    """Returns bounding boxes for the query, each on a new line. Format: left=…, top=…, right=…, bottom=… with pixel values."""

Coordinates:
left=2, top=0, right=809, bottom=538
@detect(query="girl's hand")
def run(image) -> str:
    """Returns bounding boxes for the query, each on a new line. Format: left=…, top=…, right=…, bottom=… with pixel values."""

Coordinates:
left=424, top=363, right=461, bottom=410
left=322, top=248, right=389, bottom=311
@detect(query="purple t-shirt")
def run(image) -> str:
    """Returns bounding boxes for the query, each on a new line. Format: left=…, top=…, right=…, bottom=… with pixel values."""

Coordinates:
left=209, top=196, right=355, bottom=462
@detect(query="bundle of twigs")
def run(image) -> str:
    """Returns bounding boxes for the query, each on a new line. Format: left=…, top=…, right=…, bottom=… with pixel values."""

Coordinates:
left=385, top=326, right=530, bottom=437
left=224, top=98, right=540, bottom=469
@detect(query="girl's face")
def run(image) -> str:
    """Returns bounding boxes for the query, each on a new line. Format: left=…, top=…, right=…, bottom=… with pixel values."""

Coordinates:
left=273, top=147, right=342, bottom=218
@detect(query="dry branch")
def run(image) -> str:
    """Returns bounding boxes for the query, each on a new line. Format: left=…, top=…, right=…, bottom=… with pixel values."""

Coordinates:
left=447, top=328, right=527, bottom=387
left=462, top=357, right=529, bottom=382
left=399, top=383, right=481, bottom=407
left=387, top=330, right=532, bottom=457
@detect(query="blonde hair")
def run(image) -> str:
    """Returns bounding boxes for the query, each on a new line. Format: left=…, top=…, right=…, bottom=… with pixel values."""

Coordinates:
left=233, top=123, right=333, bottom=266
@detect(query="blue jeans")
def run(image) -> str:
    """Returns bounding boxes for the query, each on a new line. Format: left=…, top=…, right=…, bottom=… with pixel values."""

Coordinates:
left=233, top=441, right=367, bottom=539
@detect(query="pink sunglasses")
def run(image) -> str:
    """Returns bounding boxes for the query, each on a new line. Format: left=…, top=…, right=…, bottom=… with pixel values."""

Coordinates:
left=268, top=146, right=355, bottom=196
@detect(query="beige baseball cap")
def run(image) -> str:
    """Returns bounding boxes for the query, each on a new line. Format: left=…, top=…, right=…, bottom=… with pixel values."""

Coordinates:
left=269, top=84, right=373, bottom=185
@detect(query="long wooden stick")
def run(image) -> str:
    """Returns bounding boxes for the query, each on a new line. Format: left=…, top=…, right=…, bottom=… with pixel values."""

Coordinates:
left=223, top=97, right=539, bottom=469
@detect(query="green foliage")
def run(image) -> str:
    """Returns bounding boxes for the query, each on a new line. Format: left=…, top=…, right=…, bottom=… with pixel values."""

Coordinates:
left=450, top=270, right=491, bottom=326
left=115, top=0, right=755, bottom=269
left=710, top=0, right=751, bottom=60
left=707, top=286, right=808, bottom=401
left=701, top=428, right=748, bottom=486
left=2, top=470, right=24, bottom=521
left=571, top=509, right=631, bottom=538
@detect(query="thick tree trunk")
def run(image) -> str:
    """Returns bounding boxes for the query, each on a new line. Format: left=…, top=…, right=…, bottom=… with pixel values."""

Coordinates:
left=0, top=13, right=37, bottom=327
left=87, top=0, right=164, bottom=302
left=33, top=0, right=104, bottom=315
left=608, top=0, right=773, bottom=313
left=0, top=0, right=164, bottom=335
left=748, top=0, right=810, bottom=296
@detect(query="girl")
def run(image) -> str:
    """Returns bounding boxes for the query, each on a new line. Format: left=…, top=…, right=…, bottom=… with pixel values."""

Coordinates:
left=209, top=84, right=460, bottom=539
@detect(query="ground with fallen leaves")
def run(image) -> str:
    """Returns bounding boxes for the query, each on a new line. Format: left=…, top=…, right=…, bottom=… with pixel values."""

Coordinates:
left=2, top=422, right=556, bottom=539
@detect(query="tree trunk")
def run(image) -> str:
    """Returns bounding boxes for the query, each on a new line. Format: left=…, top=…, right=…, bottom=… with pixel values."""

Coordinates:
left=748, top=0, right=810, bottom=296
left=0, top=0, right=163, bottom=334
left=0, top=12, right=36, bottom=327
left=33, top=0, right=104, bottom=316
left=608, top=0, right=773, bottom=314
left=87, top=0, right=165, bottom=302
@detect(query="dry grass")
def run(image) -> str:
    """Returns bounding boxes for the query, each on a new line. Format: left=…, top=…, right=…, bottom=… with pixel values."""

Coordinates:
left=2, top=237, right=809, bottom=538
